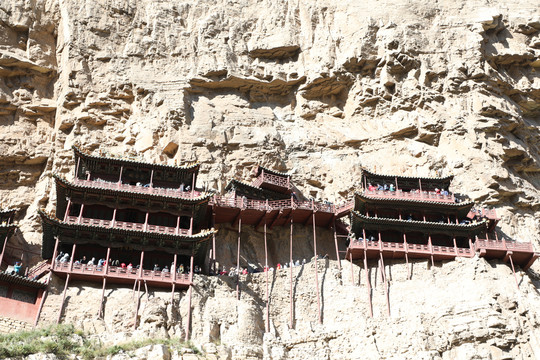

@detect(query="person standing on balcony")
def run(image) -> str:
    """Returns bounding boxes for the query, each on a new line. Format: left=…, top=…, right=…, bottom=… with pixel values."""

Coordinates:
left=13, top=262, right=22, bottom=275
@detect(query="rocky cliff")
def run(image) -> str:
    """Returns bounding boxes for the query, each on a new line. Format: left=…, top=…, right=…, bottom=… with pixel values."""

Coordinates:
left=1, top=0, right=539, bottom=358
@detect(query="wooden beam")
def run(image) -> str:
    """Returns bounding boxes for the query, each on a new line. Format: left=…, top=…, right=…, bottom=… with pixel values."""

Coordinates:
left=312, top=212, right=322, bottom=324
left=333, top=219, right=341, bottom=270
left=262, top=220, right=270, bottom=333
left=185, top=254, right=194, bottom=341
left=57, top=274, right=70, bottom=324
left=98, top=278, right=107, bottom=318
left=255, top=211, right=268, bottom=230
left=289, top=218, right=294, bottom=329
left=363, top=251, right=373, bottom=317
left=133, top=280, right=141, bottom=329
left=508, top=253, right=519, bottom=290
left=236, top=218, right=242, bottom=300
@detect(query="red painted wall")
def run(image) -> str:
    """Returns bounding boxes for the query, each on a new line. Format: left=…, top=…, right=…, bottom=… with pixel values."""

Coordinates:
left=0, top=295, right=41, bottom=323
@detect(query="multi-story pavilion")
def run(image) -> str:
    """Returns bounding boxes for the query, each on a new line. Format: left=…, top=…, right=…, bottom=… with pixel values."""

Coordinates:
left=39, top=146, right=215, bottom=333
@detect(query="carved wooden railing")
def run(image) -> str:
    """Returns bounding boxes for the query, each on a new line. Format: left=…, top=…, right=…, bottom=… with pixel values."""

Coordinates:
left=364, top=189, right=455, bottom=203
left=349, top=240, right=473, bottom=257
left=475, top=239, right=533, bottom=252
left=73, top=179, right=203, bottom=198
left=53, top=262, right=191, bottom=285
left=252, top=173, right=290, bottom=189
left=65, top=216, right=190, bottom=235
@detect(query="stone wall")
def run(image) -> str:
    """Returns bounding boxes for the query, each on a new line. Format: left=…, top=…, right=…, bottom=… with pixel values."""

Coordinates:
left=0, top=315, right=32, bottom=334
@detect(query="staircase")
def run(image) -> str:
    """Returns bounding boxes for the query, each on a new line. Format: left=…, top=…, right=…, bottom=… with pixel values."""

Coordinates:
left=27, top=260, right=51, bottom=280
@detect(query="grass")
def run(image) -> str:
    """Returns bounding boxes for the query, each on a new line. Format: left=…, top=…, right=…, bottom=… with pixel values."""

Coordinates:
left=0, top=324, right=199, bottom=359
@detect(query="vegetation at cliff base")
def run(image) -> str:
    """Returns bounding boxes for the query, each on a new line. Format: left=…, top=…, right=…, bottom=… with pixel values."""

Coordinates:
left=0, top=324, right=198, bottom=359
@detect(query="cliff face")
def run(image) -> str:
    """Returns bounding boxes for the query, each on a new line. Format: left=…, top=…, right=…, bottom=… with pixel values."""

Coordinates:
left=1, top=0, right=540, bottom=357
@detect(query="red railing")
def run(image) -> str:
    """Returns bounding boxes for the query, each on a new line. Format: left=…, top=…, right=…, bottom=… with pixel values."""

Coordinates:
left=364, top=189, right=455, bottom=203
left=210, top=196, right=338, bottom=214
left=53, top=262, right=191, bottom=284
left=252, top=173, right=290, bottom=189
left=468, top=208, right=498, bottom=220
left=73, top=179, right=203, bottom=198
left=475, top=239, right=534, bottom=252
left=349, top=240, right=473, bottom=257
left=65, top=216, right=190, bottom=235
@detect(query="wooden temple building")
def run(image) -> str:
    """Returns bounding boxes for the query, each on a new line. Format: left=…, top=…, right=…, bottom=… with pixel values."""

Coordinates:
left=346, top=169, right=539, bottom=315
left=38, top=146, right=216, bottom=332
left=0, top=209, right=48, bottom=325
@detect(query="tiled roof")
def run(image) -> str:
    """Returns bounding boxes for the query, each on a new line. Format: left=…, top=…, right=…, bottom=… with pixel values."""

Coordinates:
left=0, top=271, right=47, bottom=289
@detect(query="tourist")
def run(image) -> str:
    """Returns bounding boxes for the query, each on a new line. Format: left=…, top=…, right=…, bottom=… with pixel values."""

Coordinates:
left=376, top=184, right=383, bottom=190
left=88, top=257, right=95, bottom=266
left=121, top=263, right=126, bottom=269
left=383, top=184, right=389, bottom=191
left=127, top=263, right=133, bottom=271
left=389, top=184, right=395, bottom=192
left=368, top=183, right=375, bottom=191
left=178, top=264, right=185, bottom=273
left=294, top=260, right=300, bottom=266
left=13, top=262, right=22, bottom=275
left=180, top=183, right=185, bottom=191
left=277, top=263, right=282, bottom=270
left=292, top=191, right=298, bottom=201
left=56, top=252, right=64, bottom=263
left=153, top=264, right=160, bottom=272
left=98, top=258, right=105, bottom=267
left=302, top=259, right=306, bottom=265
left=220, top=266, right=227, bottom=275
left=163, top=266, right=169, bottom=273
left=242, top=267, right=248, bottom=275
left=60, top=253, right=70, bottom=263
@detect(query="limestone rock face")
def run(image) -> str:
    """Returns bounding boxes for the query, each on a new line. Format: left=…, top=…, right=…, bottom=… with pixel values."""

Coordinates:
left=1, top=0, right=540, bottom=358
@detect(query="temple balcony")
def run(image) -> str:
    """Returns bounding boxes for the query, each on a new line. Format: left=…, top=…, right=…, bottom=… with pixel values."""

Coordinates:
left=65, top=215, right=191, bottom=235
left=364, top=189, right=456, bottom=203
left=212, top=195, right=336, bottom=213
left=347, top=239, right=474, bottom=261
left=251, top=172, right=291, bottom=193
left=73, top=178, right=203, bottom=198
left=52, top=262, right=191, bottom=288
left=475, top=239, right=538, bottom=270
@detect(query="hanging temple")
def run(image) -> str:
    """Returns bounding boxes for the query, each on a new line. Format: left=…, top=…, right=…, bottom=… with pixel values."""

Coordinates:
left=0, top=145, right=537, bottom=334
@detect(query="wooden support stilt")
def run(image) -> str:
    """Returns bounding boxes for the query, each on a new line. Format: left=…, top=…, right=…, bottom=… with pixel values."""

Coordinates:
left=289, top=217, right=294, bottom=329
left=333, top=219, right=341, bottom=270
left=133, top=280, right=141, bottom=329
left=50, top=236, right=60, bottom=270
left=212, top=211, right=216, bottom=274
left=363, top=251, right=373, bottom=317
left=403, top=233, right=410, bottom=280
left=34, top=273, right=52, bottom=327
left=0, top=233, right=9, bottom=270
left=236, top=217, right=242, bottom=300
left=57, top=274, right=70, bottom=324
left=132, top=279, right=137, bottom=299
left=379, top=253, right=390, bottom=317
left=171, top=254, right=177, bottom=305
left=349, top=249, right=355, bottom=285
left=508, top=254, right=519, bottom=289
left=428, top=234, right=434, bottom=267
left=185, top=255, right=194, bottom=342
left=264, top=220, right=270, bottom=333
left=312, top=212, right=322, bottom=324
left=98, top=278, right=107, bottom=318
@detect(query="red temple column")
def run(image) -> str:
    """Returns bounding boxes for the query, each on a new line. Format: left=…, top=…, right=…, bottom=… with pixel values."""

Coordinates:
left=236, top=218, right=242, bottom=300
left=289, top=217, right=294, bottom=329
left=264, top=220, right=270, bottom=333
left=77, top=204, right=85, bottom=224
left=64, top=199, right=72, bottom=222
left=333, top=219, right=341, bottom=270
left=312, top=212, right=322, bottom=324
left=185, top=254, right=194, bottom=341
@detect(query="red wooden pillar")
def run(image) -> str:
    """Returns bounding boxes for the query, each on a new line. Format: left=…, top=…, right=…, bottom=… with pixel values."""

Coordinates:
left=149, top=169, right=154, bottom=188
left=264, top=220, right=270, bottom=333
left=350, top=251, right=354, bottom=286
left=333, top=219, right=341, bottom=270
left=64, top=199, right=72, bottom=222
left=171, top=254, right=177, bottom=304
left=289, top=217, right=294, bottom=329
left=57, top=274, right=70, bottom=324
left=185, top=254, right=194, bottom=341
left=138, top=251, right=145, bottom=278
left=403, top=232, right=410, bottom=280
left=428, top=234, right=434, bottom=266
left=118, top=165, right=123, bottom=185
left=144, top=212, right=149, bottom=231
left=51, top=236, right=60, bottom=270
left=236, top=218, right=242, bottom=300
left=0, top=233, right=9, bottom=270
left=133, top=280, right=141, bottom=329
left=176, top=216, right=180, bottom=235
left=69, top=243, right=76, bottom=272
left=75, top=156, right=81, bottom=179
left=111, top=208, right=117, bottom=228
left=312, top=212, right=322, bottom=324
left=363, top=249, right=372, bottom=317
left=212, top=211, right=216, bottom=273
left=77, top=204, right=85, bottom=224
